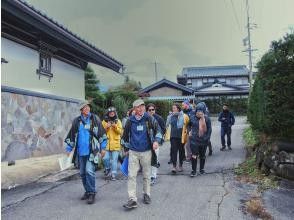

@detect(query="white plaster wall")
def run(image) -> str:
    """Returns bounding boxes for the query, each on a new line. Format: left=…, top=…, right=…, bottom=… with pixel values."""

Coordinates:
left=1, top=37, right=85, bottom=100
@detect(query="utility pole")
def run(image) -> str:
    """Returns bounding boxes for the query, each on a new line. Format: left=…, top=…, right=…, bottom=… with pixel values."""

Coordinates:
left=243, top=0, right=257, bottom=87
left=154, top=61, right=158, bottom=82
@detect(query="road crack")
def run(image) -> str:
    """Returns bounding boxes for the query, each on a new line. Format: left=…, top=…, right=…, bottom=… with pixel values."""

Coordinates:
left=217, top=171, right=230, bottom=220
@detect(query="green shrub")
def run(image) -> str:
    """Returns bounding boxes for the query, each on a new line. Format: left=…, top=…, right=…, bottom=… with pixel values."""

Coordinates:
left=248, top=33, right=294, bottom=139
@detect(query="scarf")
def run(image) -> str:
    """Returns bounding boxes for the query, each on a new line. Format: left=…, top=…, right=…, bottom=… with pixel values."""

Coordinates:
left=197, top=113, right=207, bottom=137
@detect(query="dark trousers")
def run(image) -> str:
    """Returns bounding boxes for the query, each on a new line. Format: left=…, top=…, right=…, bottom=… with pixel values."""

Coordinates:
left=79, top=156, right=96, bottom=193
left=170, top=138, right=185, bottom=167
left=190, top=144, right=207, bottom=172
left=221, top=127, right=232, bottom=147
left=207, top=140, right=212, bottom=153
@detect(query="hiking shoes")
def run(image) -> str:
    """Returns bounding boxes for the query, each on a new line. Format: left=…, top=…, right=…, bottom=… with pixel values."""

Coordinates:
left=80, top=192, right=89, bottom=200
left=87, top=193, right=96, bottom=205
left=143, top=194, right=151, bottom=204
left=123, top=199, right=138, bottom=209
left=220, top=146, right=226, bottom=151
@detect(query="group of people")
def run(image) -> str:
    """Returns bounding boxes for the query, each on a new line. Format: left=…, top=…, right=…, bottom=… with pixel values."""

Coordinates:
left=65, top=98, right=235, bottom=208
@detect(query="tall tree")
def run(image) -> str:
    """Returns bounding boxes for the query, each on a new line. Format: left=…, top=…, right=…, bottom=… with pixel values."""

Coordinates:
left=84, top=66, right=106, bottom=116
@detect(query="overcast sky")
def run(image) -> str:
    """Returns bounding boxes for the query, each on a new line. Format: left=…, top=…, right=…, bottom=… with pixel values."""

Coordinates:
left=28, top=0, right=294, bottom=88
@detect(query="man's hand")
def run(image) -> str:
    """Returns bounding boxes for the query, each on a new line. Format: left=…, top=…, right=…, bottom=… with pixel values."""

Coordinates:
left=66, top=152, right=71, bottom=157
left=189, top=131, right=192, bottom=137
left=153, top=141, right=159, bottom=150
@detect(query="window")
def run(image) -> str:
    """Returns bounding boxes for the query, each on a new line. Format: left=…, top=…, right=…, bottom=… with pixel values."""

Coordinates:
left=36, top=41, right=56, bottom=81
left=39, top=52, right=51, bottom=74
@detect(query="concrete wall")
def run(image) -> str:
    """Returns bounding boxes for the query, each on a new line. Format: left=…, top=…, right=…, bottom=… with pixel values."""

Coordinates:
left=1, top=37, right=85, bottom=100
left=1, top=91, right=80, bottom=161
left=149, top=87, right=183, bottom=97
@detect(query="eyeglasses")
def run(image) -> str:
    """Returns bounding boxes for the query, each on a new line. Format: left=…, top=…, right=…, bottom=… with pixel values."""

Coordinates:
left=148, top=109, right=155, bottom=112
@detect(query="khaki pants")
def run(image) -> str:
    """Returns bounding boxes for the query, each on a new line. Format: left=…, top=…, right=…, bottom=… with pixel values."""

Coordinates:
left=128, top=150, right=151, bottom=202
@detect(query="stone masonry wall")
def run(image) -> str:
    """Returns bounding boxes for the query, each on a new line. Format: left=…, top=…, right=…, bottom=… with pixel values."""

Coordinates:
left=1, top=92, right=79, bottom=161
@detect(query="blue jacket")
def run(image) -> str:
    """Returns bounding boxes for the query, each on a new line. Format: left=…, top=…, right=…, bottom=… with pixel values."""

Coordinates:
left=122, top=113, right=162, bottom=152
left=218, top=111, right=235, bottom=128
left=65, top=113, right=107, bottom=163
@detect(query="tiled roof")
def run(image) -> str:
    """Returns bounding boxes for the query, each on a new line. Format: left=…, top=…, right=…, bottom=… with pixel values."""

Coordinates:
left=139, top=79, right=194, bottom=94
left=180, top=65, right=249, bottom=78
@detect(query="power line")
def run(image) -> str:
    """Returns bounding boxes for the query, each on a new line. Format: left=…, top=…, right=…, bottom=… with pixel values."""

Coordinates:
left=230, top=0, right=242, bottom=33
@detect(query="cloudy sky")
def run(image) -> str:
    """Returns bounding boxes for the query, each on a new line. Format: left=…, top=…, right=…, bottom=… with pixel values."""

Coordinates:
left=28, top=0, right=294, bottom=88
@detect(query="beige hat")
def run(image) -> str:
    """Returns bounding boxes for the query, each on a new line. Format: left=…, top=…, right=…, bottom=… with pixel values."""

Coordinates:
left=132, top=99, right=145, bottom=108
left=79, top=102, right=91, bottom=111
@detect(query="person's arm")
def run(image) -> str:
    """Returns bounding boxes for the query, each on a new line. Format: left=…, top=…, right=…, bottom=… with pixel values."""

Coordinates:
left=218, top=112, right=223, bottom=122
left=65, top=118, right=78, bottom=154
left=231, top=113, right=235, bottom=126
left=112, top=119, right=123, bottom=135
left=151, top=117, right=162, bottom=144
left=203, top=117, right=212, bottom=142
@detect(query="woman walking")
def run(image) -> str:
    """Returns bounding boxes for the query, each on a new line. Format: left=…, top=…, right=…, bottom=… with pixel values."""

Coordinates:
left=166, top=103, right=189, bottom=174
left=188, top=103, right=212, bottom=177
left=102, top=107, right=123, bottom=180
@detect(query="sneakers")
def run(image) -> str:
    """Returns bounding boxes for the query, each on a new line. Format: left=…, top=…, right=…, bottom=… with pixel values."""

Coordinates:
left=177, top=166, right=184, bottom=172
left=123, top=199, right=138, bottom=209
left=220, top=146, right=226, bottom=151
left=190, top=171, right=197, bottom=177
left=111, top=174, right=116, bottom=181
left=104, top=168, right=111, bottom=177
left=143, top=194, right=151, bottom=204
left=200, top=169, right=206, bottom=175
left=87, top=193, right=96, bottom=205
left=171, top=167, right=177, bottom=174
left=150, top=177, right=156, bottom=185
left=228, top=146, right=232, bottom=150
left=80, top=192, right=89, bottom=200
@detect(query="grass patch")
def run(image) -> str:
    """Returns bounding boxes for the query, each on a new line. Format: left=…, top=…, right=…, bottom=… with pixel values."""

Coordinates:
left=243, top=127, right=258, bottom=148
left=235, top=155, right=278, bottom=191
left=236, top=127, right=278, bottom=191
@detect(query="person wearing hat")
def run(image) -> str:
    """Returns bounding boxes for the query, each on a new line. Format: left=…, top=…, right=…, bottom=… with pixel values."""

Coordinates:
left=218, top=103, right=235, bottom=151
left=65, top=102, right=107, bottom=204
left=188, top=102, right=212, bottom=177
left=122, top=99, right=162, bottom=209
left=102, top=107, right=123, bottom=181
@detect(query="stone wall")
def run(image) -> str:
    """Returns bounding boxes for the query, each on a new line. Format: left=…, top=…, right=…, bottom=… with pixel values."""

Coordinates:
left=1, top=91, right=80, bottom=161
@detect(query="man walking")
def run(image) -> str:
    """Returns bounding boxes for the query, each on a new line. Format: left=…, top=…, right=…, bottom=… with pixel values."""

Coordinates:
left=122, top=99, right=162, bottom=209
left=65, top=102, right=107, bottom=204
left=146, top=103, right=166, bottom=185
left=218, top=103, right=235, bottom=151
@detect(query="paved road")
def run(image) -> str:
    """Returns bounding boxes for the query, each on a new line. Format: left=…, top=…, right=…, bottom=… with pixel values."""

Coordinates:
left=2, top=117, right=249, bottom=220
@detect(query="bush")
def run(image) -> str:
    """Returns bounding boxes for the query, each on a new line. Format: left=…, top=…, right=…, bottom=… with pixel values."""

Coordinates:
left=144, top=100, right=173, bottom=120
left=103, top=90, right=138, bottom=119
left=248, top=33, right=294, bottom=139
left=200, top=98, right=248, bottom=115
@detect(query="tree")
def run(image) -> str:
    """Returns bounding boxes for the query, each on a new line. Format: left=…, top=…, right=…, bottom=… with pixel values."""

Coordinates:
left=248, top=33, right=294, bottom=139
left=84, top=66, right=106, bottom=116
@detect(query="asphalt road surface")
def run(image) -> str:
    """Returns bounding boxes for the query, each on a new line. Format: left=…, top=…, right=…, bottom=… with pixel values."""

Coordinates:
left=2, top=117, right=251, bottom=220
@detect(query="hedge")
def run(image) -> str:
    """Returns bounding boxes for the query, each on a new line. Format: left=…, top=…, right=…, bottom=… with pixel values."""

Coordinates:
left=247, top=33, right=294, bottom=140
